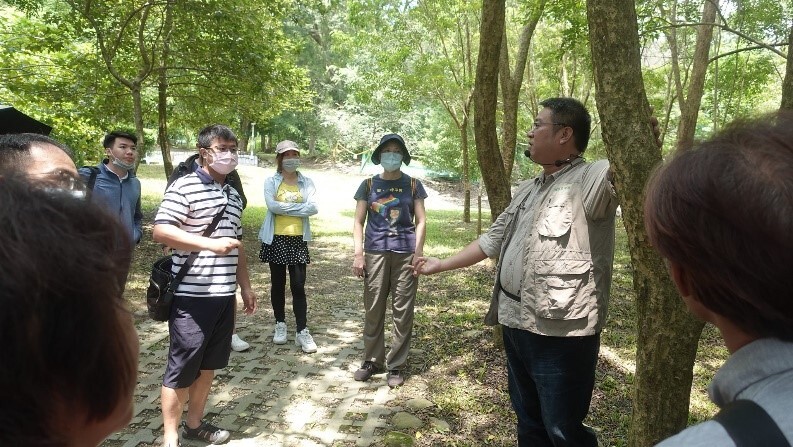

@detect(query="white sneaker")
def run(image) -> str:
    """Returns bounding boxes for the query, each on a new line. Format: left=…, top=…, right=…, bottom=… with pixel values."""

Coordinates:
left=295, top=328, right=318, bottom=353
left=231, top=333, right=250, bottom=352
left=273, top=321, right=287, bottom=345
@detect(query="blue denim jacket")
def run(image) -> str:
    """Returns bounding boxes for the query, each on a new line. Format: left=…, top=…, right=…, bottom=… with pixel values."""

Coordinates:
left=257, top=171, right=318, bottom=244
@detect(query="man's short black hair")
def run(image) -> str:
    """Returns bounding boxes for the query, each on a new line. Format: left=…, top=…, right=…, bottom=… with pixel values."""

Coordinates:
left=0, top=133, right=72, bottom=171
left=103, top=130, right=137, bottom=149
left=539, top=97, right=592, bottom=153
left=196, top=124, right=238, bottom=149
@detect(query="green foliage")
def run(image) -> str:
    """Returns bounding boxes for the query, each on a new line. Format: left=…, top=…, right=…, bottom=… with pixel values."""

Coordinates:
left=2, top=0, right=790, bottom=180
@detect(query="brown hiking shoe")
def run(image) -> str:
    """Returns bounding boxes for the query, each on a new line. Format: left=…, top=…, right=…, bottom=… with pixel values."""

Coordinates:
left=353, top=361, right=382, bottom=381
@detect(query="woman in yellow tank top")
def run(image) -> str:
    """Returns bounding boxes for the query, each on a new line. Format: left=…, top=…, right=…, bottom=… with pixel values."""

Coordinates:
left=257, top=140, right=319, bottom=353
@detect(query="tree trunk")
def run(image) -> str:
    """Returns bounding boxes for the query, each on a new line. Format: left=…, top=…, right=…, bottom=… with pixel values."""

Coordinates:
left=131, top=84, right=145, bottom=166
left=461, top=118, right=471, bottom=223
left=239, top=117, right=250, bottom=156
left=157, top=73, right=172, bottom=178
left=309, top=133, right=317, bottom=157
left=474, top=0, right=510, bottom=219
left=499, top=0, right=545, bottom=181
left=586, top=0, right=705, bottom=445
left=781, top=24, right=793, bottom=110
left=677, top=0, right=718, bottom=148
left=157, top=0, right=174, bottom=178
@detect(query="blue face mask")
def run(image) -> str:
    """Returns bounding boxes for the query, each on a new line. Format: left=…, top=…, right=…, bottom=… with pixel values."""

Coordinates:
left=380, top=152, right=403, bottom=172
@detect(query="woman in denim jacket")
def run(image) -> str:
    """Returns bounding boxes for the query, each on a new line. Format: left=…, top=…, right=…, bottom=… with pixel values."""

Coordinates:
left=258, top=140, right=318, bottom=353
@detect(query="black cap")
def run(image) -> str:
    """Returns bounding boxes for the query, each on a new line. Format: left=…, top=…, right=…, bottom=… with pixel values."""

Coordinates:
left=371, top=133, right=411, bottom=165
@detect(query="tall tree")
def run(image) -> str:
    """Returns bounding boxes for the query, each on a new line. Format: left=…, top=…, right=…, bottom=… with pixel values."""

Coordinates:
left=156, top=0, right=174, bottom=177
left=781, top=23, right=793, bottom=110
left=474, top=0, right=511, bottom=218
left=64, top=0, right=160, bottom=152
left=587, top=0, right=704, bottom=445
left=498, top=0, right=546, bottom=180
left=674, top=0, right=718, bottom=149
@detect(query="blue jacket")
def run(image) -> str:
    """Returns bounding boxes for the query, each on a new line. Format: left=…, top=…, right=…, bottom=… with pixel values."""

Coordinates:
left=258, top=171, right=317, bottom=244
left=79, top=161, right=143, bottom=244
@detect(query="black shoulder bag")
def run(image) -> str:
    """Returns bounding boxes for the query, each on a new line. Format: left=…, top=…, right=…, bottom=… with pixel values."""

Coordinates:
left=146, top=203, right=228, bottom=321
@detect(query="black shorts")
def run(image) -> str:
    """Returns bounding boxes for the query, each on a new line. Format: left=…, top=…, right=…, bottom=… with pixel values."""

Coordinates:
left=163, top=294, right=235, bottom=389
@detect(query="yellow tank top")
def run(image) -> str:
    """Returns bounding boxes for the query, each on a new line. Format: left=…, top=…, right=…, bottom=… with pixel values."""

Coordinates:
left=274, top=182, right=304, bottom=236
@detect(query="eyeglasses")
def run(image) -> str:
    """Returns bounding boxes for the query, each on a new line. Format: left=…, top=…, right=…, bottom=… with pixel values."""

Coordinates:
left=531, top=121, right=568, bottom=131
left=30, top=170, right=88, bottom=196
left=205, top=146, right=238, bottom=154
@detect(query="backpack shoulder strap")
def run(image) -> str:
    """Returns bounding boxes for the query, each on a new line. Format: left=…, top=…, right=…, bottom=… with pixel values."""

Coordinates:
left=713, top=399, right=790, bottom=447
left=366, top=176, right=374, bottom=196
left=411, top=176, right=416, bottom=197
left=82, top=166, right=100, bottom=198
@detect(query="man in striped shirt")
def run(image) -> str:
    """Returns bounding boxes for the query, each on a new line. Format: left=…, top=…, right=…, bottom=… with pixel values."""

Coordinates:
left=153, top=124, right=257, bottom=446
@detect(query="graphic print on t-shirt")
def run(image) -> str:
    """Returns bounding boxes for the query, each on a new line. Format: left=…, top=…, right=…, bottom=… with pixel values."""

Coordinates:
left=371, top=194, right=400, bottom=218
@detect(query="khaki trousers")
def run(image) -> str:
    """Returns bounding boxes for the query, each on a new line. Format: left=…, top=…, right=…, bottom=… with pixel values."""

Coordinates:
left=362, top=251, right=417, bottom=371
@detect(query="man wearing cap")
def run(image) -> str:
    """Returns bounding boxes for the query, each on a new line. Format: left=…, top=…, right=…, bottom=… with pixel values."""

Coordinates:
left=352, top=133, right=428, bottom=388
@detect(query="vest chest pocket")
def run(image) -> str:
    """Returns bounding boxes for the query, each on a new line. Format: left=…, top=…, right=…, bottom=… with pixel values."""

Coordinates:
left=534, top=259, right=594, bottom=320
left=536, top=190, right=572, bottom=238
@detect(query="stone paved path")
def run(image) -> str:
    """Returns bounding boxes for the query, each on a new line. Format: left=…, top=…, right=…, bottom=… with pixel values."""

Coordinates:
left=105, top=303, right=405, bottom=447
left=102, top=164, right=465, bottom=447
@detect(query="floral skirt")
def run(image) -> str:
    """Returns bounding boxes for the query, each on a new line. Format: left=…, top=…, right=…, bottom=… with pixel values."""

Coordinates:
left=259, top=234, right=311, bottom=265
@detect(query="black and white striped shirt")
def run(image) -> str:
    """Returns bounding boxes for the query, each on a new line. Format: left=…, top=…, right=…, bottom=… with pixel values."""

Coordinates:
left=154, top=168, right=244, bottom=297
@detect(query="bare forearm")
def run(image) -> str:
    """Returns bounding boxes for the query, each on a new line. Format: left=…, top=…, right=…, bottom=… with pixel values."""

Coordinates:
left=236, top=244, right=252, bottom=291
left=438, top=240, right=488, bottom=272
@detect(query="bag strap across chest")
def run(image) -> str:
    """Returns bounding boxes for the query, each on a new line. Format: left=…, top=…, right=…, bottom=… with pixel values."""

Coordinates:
left=713, top=399, right=790, bottom=447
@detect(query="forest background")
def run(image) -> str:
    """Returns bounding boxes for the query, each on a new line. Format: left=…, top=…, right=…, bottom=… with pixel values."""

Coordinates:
left=1, top=0, right=791, bottom=446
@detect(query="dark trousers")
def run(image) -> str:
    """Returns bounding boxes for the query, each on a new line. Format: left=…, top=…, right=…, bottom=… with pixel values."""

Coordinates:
left=269, top=263, right=308, bottom=332
left=502, top=326, right=600, bottom=447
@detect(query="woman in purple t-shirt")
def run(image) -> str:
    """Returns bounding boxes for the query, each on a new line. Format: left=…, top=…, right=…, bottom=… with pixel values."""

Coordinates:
left=351, top=133, right=428, bottom=388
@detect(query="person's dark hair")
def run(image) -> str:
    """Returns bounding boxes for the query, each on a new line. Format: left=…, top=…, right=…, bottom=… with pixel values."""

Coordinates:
left=102, top=130, right=137, bottom=149
left=196, top=124, right=238, bottom=150
left=0, top=133, right=73, bottom=171
left=196, top=124, right=238, bottom=165
left=539, top=97, right=591, bottom=153
left=644, top=110, right=793, bottom=341
left=0, top=175, right=137, bottom=444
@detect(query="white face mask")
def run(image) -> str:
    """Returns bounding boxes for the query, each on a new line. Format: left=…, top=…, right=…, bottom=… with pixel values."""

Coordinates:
left=282, top=158, right=300, bottom=173
left=207, top=150, right=238, bottom=175
left=380, top=152, right=403, bottom=172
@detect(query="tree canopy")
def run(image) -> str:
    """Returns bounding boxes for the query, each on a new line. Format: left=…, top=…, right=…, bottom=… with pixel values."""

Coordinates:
left=1, top=0, right=791, bottom=444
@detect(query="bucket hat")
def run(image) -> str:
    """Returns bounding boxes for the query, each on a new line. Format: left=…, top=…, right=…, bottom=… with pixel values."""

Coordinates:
left=371, top=133, right=411, bottom=165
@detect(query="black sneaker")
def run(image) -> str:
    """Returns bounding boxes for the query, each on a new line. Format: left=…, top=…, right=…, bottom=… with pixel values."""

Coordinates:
left=353, top=361, right=382, bottom=381
left=181, top=420, right=230, bottom=445
left=387, top=370, right=405, bottom=388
